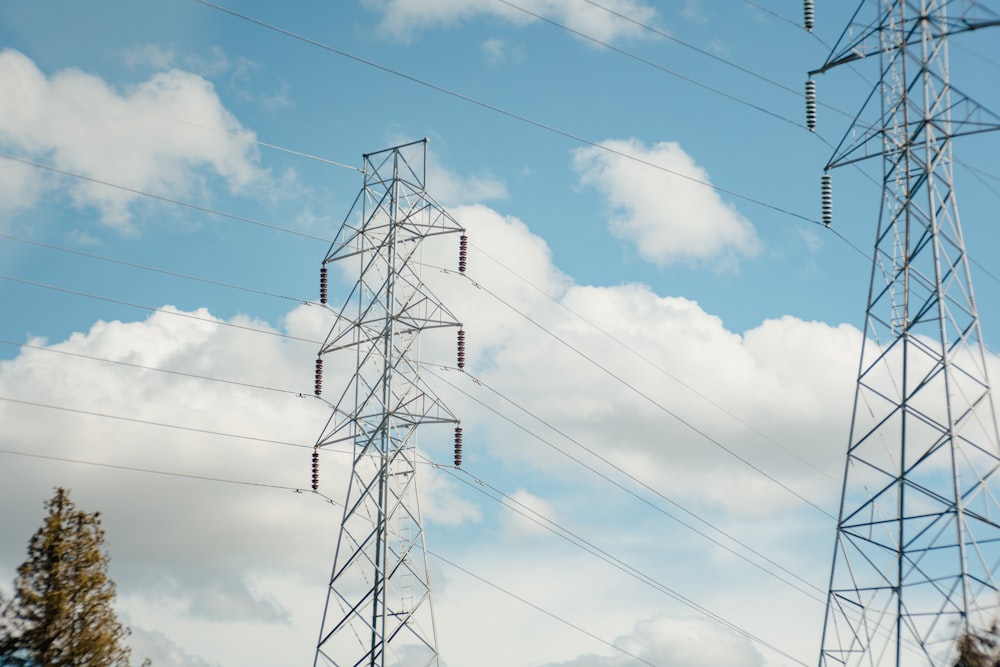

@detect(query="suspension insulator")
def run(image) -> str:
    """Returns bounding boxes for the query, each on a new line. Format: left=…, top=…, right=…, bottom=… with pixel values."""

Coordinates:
left=804, top=0, right=814, bottom=31
left=454, top=426, right=463, bottom=467
left=457, top=328, right=466, bottom=370
left=805, top=79, right=817, bottom=131
left=821, top=172, right=833, bottom=226
left=319, top=266, right=328, bottom=305
left=458, top=234, right=468, bottom=273
left=311, top=449, right=319, bottom=491
left=314, top=357, right=324, bottom=396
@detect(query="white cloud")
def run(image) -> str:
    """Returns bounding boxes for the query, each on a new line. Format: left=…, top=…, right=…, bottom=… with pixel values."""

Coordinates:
left=0, top=49, right=266, bottom=228
left=573, top=138, right=761, bottom=266
left=363, top=0, right=658, bottom=42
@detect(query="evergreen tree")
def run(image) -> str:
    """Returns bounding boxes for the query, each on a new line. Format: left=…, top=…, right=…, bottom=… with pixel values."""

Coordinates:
left=954, top=623, right=1000, bottom=667
left=0, top=487, right=133, bottom=667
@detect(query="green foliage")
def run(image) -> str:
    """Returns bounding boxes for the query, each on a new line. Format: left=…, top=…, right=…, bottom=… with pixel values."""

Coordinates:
left=0, top=488, right=133, bottom=667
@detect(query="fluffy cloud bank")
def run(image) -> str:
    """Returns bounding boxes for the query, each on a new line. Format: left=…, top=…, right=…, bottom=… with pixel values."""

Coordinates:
left=0, top=49, right=265, bottom=227
left=0, top=202, right=915, bottom=666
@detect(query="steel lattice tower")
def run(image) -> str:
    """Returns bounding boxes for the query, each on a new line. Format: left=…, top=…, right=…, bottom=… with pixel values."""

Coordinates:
left=310, top=140, right=465, bottom=667
left=811, top=1, right=1000, bottom=665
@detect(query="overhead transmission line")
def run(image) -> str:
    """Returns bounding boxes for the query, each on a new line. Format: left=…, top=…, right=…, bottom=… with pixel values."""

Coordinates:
left=0, top=338, right=818, bottom=664
left=427, top=365, right=827, bottom=600
left=1, top=224, right=838, bottom=521
left=6, top=247, right=837, bottom=521
left=0, top=151, right=853, bottom=500
left=0, top=391, right=813, bottom=666
left=0, top=435, right=715, bottom=667
left=0, top=297, right=831, bottom=605
left=0, top=338, right=307, bottom=398
left=0, top=272, right=323, bottom=346
left=451, top=269, right=835, bottom=517
left=430, top=468, right=812, bottom=665
left=462, top=244, right=842, bottom=484
left=496, top=0, right=813, bottom=133
left=0, top=231, right=309, bottom=305
left=0, top=152, right=332, bottom=243
left=0, top=446, right=320, bottom=495
left=0, top=273, right=833, bottom=604
left=194, top=0, right=820, bottom=227
left=0, top=394, right=313, bottom=451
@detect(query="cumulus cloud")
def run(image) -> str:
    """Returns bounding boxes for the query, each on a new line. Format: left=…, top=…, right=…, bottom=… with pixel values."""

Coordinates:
left=573, top=138, right=761, bottom=266
left=363, top=0, right=658, bottom=42
left=0, top=49, right=265, bottom=228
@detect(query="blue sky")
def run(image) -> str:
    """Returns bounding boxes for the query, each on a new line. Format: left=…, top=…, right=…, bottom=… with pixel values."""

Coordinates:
left=1, top=1, right=999, bottom=666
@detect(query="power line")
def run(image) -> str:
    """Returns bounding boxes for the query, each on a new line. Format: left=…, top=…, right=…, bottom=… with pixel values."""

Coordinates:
left=462, top=246, right=843, bottom=484
left=0, top=272, right=323, bottom=346
left=431, top=468, right=812, bottom=665
left=0, top=394, right=313, bottom=450
left=195, top=0, right=821, bottom=227
left=0, top=231, right=308, bottom=305
left=2, top=430, right=769, bottom=667
left=428, top=366, right=826, bottom=598
left=1, top=301, right=828, bottom=603
left=0, top=338, right=306, bottom=397
left=497, top=0, right=811, bottom=133
left=0, top=363, right=813, bottom=664
left=0, top=446, right=315, bottom=494
left=454, top=270, right=835, bottom=518
left=0, top=151, right=332, bottom=243
left=429, top=548, right=659, bottom=667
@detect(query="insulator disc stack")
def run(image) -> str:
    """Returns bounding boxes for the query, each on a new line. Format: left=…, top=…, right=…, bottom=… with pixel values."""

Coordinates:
left=319, top=266, right=328, bottom=305
left=454, top=426, right=463, bottom=467
left=314, top=357, right=323, bottom=396
left=457, top=328, right=466, bottom=370
left=804, top=0, right=814, bottom=32
left=458, top=234, right=468, bottom=273
left=821, top=173, right=833, bottom=226
left=805, top=79, right=817, bottom=131
left=311, top=449, right=319, bottom=491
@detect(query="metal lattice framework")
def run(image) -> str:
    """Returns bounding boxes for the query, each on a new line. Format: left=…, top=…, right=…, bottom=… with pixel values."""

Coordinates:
left=813, top=2, right=1000, bottom=665
left=312, top=140, right=463, bottom=667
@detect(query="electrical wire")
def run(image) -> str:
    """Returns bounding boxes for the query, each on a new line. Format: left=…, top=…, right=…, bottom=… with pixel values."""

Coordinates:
left=0, top=151, right=332, bottom=243
left=0, top=272, right=323, bottom=346
left=426, top=366, right=826, bottom=598
left=0, top=394, right=314, bottom=450
left=0, top=267, right=833, bottom=607
left=428, top=549, right=658, bottom=667
left=0, top=231, right=309, bottom=305
left=461, top=247, right=843, bottom=484
left=453, top=270, right=836, bottom=518
left=429, top=467, right=812, bottom=665
left=194, top=0, right=821, bottom=227
left=0, top=446, right=318, bottom=495
left=0, top=338, right=306, bottom=397
left=1, top=429, right=778, bottom=667
left=0, top=290, right=830, bottom=605
left=496, top=0, right=812, bottom=133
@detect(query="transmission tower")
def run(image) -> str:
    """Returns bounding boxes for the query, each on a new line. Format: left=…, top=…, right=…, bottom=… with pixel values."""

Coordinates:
left=310, top=139, right=467, bottom=667
left=808, top=1, right=1000, bottom=665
